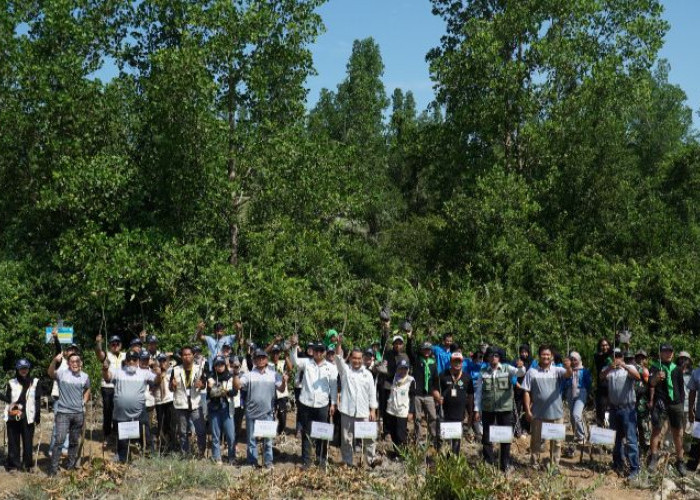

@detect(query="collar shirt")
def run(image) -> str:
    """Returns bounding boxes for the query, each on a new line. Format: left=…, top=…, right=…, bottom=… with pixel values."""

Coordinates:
left=335, top=356, right=378, bottom=418
left=474, top=362, right=525, bottom=413
left=291, top=348, right=338, bottom=408
left=520, top=365, right=567, bottom=420
left=605, top=364, right=638, bottom=408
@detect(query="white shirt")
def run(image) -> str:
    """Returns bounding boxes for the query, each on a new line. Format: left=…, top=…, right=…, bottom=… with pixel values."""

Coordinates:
left=335, top=356, right=377, bottom=418
left=291, top=349, right=338, bottom=408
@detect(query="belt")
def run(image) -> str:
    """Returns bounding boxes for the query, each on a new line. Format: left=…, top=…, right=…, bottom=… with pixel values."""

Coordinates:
left=609, top=403, right=635, bottom=411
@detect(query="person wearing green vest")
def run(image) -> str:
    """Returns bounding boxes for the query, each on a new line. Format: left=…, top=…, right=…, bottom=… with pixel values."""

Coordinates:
left=406, top=332, right=439, bottom=446
left=648, top=343, right=686, bottom=476
left=473, top=347, right=526, bottom=472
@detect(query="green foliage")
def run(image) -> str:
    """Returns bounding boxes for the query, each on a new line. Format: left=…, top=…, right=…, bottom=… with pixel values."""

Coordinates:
left=422, top=454, right=596, bottom=499
left=0, top=0, right=699, bottom=375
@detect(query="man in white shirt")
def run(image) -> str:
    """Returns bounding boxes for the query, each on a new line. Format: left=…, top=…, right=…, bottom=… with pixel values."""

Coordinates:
left=289, top=338, right=338, bottom=468
left=335, top=340, right=380, bottom=467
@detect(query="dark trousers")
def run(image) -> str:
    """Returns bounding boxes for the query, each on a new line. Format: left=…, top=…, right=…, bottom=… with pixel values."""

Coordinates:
left=298, top=402, right=329, bottom=465
left=514, top=389, right=530, bottom=435
left=6, top=419, right=35, bottom=471
left=385, top=413, right=408, bottom=451
left=49, top=412, right=84, bottom=474
left=294, top=388, right=303, bottom=433
left=437, top=419, right=462, bottom=455
left=234, top=407, right=245, bottom=443
left=114, top=417, right=148, bottom=462
left=156, top=402, right=177, bottom=452
left=482, top=410, right=513, bottom=470
left=687, top=419, right=700, bottom=470
left=101, top=387, right=116, bottom=440
left=595, top=387, right=609, bottom=427
left=276, top=397, right=288, bottom=435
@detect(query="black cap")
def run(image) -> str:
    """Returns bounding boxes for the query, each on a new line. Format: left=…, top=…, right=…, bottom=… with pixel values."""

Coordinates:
left=253, top=348, right=268, bottom=358
left=270, top=344, right=281, bottom=353
left=108, top=335, right=122, bottom=344
left=312, top=342, right=326, bottom=352
left=125, top=351, right=139, bottom=361
left=130, top=338, right=142, bottom=347
left=660, top=343, right=674, bottom=352
left=213, top=355, right=227, bottom=366
left=397, top=358, right=410, bottom=369
left=420, top=341, right=432, bottom=350
left=363, top=348, right=374, bottom=357
left=156, top=353, right=168, bottom=362
left=139, top=351, right=150, bottom=361
left=15, top=359, right=31, bottom=370
left=146, top=335, right=157, bottom=344
left=67, top=343, right=80, bottom=351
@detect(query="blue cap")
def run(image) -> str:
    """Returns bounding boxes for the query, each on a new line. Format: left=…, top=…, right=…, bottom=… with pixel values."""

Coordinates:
left=397, top=358, right=410, bottom=369
left=108, top=336, right=122, bottom=344
left=126, top=350, right=139, bottom=361
left=146, top=335, right=157, bottom=344
left=130, top=338, right=142, bottom=347
left=16, top=359, right=31, bottom=370
left=156, top=353, right=168, bottom=362
left=139, top=351, right=151, bottom=361
left=214, top=355, right=227, bottom=366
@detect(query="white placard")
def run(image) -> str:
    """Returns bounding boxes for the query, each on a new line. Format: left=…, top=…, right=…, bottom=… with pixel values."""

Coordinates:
left=354, top=421, right=378, bottom=439
left=540, top=422, right=566, bottom=441
left=692, top=422, right=700, bottom=439
left=439, top=421, right=463, bottom=440
left=311, top=421, right=334, bottom=440
left=118, top=421, right=141, bottom=440
left=254, top=420, right=277, bottom=438
left=589, top=426, right=616, bottom=445
left=489, top=425, right=513, bottom=444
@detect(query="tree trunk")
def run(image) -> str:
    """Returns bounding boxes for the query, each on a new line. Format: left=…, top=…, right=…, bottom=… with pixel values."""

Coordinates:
left=227, top=70, right=239, bottom=266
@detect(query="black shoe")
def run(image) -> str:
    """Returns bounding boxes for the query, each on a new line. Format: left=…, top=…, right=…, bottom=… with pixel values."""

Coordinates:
left=676, top=460, right=688, bottom=477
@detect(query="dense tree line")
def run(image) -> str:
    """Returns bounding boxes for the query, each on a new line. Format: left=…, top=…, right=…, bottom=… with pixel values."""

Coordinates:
left=1, top=0, right=698, bottom=377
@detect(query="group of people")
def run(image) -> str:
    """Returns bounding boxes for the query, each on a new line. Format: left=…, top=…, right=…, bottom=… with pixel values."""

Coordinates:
left=2, top=318, right=700, bottom=482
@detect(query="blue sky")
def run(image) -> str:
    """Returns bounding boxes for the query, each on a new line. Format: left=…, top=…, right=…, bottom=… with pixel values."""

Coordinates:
left=307, top=0, right=699, bottom=127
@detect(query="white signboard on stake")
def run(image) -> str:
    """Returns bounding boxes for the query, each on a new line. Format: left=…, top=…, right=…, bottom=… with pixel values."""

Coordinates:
left=489, top=425, right=514, bottom=444
left=354, top=421, right=378, bottom=439
left=439, top=421, right=463, bottom=440
left=541, top=422, right=566, bottom=441
left=310, top=421, right=334, bottom=441
left=253, top=420, right=277, bottom=438
left=692, top=422, right=700, bottom=439
left=589, top=426, right=616, bottom=445
left=118, top=421, right=140, bottom=440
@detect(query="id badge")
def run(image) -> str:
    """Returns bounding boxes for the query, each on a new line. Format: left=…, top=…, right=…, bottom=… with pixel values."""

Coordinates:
left=185, top=388, right=191, bottom=398
left=451, top=388, right=457, bottom=397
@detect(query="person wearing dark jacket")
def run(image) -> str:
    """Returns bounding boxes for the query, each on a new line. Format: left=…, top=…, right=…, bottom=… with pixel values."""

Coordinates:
left=406, top=333, right=439, bottom=446
left=434, top=352, right=473, bottom=455
left=513, top=344, right=537, bottom=436
left=2, top=359, right=42, bottom=472
left=648, top=343, right=687, bottom=476
left=593, top=338, right=613, bottom=426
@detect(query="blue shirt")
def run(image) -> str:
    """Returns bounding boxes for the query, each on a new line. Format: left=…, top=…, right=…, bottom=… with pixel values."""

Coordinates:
left=432, top=345, right=452, bottom=375
left=203, top=335, right=236, bottom=370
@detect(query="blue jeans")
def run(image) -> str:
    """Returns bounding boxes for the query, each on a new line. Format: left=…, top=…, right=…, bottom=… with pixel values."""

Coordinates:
left=246, top=414, right=274, bottom=466
left=210, top=406, right=235, bottom=461
left=611, top=406, right=639, bottom=474
left=568, top=389, right=587, bottom=442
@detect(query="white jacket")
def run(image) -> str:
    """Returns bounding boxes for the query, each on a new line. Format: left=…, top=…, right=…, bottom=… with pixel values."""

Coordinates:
left=171, top=364, right=205, bottom=410
left=335, top=357, right=377, bottom=418
left=291, top=349, right=338, bottom=408
left=3, top=378, right=39, bottom=424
